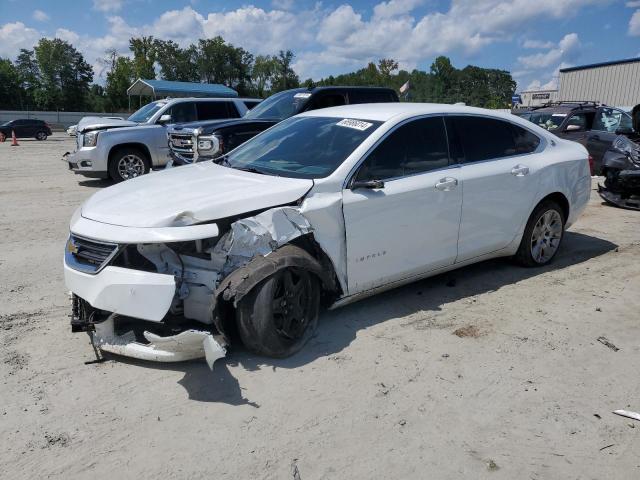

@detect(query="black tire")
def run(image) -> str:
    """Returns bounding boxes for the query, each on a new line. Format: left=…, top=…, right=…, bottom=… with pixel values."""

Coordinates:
left=35, top=131, right=48, bottom=141
left=514, top=200, right=565, bottom=267
left=236, top=267, right=320, bottom=358
left=108, top=147, right=150, bottom=183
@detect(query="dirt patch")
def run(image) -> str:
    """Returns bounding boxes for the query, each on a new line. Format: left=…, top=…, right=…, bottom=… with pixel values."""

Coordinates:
left=4, top=350, right=30, bottom=374
left=43, top=432, right=70, bottom=448
left=453, top=325, right=482, bottom=338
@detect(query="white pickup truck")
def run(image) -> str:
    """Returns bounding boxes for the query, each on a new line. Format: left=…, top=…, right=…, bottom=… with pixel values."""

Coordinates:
left=63, top=97, right=261, bottom=182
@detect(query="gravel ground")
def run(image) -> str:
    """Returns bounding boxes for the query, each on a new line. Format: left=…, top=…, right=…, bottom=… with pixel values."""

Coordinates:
left=1, top=133, right=639, bottom=479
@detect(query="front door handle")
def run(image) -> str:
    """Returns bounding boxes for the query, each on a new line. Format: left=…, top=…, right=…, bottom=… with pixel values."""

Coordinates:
left=435, top=177, right=458, bottom=191
left=511, top=165, right=529, bottom=177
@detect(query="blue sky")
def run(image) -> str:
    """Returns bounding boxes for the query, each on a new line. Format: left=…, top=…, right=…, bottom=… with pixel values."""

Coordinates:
left=1, top=0, right=639, bottom=91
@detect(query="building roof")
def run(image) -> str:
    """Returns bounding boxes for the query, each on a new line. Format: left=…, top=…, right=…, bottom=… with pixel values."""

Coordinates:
left=559, top=57, right=640, bottom=74
left=127, top=79, right=238, bottom=98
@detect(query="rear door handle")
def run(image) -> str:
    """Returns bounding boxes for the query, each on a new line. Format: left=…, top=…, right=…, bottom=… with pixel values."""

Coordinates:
left=435, top=177, right=458, bottom=191
left=511, top=165, right=529, bottom=177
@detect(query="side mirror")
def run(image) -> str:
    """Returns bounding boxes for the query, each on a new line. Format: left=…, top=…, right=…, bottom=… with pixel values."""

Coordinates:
left=565, top=124, right=582, bottom=132
left=158, top=114, right=172, bottom=124
left=351, top=179, right=385, bottom=190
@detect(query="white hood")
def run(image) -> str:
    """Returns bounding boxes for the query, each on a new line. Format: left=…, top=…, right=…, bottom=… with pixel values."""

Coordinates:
left=80, top=162, right=314, bottom=228
left=77, top=116, right=137, bottom=132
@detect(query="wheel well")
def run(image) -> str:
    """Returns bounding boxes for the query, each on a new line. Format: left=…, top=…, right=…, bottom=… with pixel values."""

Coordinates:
left=539, top=192, right=570, bottom=221
left=108, top=143, right=151, bottom=165
left=290, top=234, right=343, bottom=300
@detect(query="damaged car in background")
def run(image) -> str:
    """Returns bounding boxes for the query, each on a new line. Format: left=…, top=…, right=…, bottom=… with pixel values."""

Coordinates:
left=599, top=104, right=640, bottom=210
left=64, top=103, right=591, bottom=368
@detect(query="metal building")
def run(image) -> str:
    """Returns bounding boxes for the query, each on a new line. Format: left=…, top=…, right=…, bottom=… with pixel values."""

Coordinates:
left=517, top=89, right=559, bottom=107
left=558, top=58, right=640, bottom=108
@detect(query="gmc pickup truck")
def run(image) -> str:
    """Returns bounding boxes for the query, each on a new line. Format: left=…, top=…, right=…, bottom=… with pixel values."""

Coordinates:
left=63, top=97, right=260, bottom=182
left=168, top=87, right=399, bottom=165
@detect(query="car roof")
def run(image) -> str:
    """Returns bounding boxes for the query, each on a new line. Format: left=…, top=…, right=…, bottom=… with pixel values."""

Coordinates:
left=160, top=97, right=262, bottom=103
left=298, top=102, right=527, bottom=123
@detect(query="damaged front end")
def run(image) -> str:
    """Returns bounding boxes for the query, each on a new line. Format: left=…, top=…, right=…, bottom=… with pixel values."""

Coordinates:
left=65, top=207, right=316, bottom=367
left=599, top=134, right=640, bottom=211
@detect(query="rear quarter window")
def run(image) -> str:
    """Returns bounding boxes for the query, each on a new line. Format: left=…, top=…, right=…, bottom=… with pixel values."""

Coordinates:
left=511, top=124, right=540, bottom=154
left=446, top=116, right=518, bottom=163
left=348, top=91, right=396, bottom=104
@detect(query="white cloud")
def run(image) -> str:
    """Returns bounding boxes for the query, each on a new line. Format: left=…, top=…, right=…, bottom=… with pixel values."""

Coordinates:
left=626, top=1, right=640, bottom=7
left=93, top=0, right=123, bottom=13
left=0, top=22, right=40, bottom=58
left=518, top=33, right=581, bottom=69
left=522, top=39, right=555, bottom=49
left=0, top=0, right=611, bottom=83
left=33, top=10, right=49, bottom=22
left=630, top=10, right=640, bottom=36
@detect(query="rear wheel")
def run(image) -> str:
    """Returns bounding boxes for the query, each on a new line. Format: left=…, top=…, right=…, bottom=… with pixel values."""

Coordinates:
left=108, top=147, right=150, bottom=182
left=514, top=200, right=565, bottom=267
left=236, top=267, right=320, bottom=357
left=35, top=131, right=47, bottom=141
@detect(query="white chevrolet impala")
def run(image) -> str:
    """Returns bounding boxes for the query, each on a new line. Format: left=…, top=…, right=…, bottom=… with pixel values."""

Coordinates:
left=64, top=103, right=591, bottom=366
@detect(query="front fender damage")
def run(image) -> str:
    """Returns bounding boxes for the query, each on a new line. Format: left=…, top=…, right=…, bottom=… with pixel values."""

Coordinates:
left=77, top=206, right=325, bottom=368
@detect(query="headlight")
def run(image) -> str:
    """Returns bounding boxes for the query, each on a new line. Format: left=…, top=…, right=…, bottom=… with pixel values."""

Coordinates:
left=196, top=135, right=221, bottom=156
left=83, top=131, right=99, bottom=147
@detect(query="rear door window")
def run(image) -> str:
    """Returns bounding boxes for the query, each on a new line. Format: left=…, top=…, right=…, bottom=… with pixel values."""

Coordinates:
left=593, top=108, right=633, bottom=132
left=310, top=93, right=347, bottom=110
left=196, top=102, right=238, bottom=120
left=168, top=102, right=197, bottom=123
left=355, top=117, right=449, bottom=181
left=446, top=116, right=517, bottom=163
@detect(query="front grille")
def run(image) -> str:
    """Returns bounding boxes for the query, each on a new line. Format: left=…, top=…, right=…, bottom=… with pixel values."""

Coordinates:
left=65, top=235, right=120, bottom=274
left=169, top=132, right=195, bottom=162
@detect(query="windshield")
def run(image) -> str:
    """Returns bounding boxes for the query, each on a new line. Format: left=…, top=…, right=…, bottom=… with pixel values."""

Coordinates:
left=224, top=116, right=382, bottom=179
left=127, top=101, right=166, bottom=123
left=526, top=112, right=567, bottom=130
left=244, top=90, right=311, bottom=121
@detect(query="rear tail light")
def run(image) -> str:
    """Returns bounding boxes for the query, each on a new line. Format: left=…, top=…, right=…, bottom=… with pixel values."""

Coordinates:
left=588, top=155, right=594, bottom=176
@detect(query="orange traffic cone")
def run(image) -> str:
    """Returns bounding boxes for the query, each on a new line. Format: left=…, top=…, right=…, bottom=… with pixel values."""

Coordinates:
left=10, top=130, right=19, bottom=147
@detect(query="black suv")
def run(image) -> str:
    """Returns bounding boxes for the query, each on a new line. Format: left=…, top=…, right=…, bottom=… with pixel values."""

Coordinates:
left=519, top=101, right=634, bottom=174
left=168, top=86, right=399, bottom=165
left=0, top=119, right=52, bottom=141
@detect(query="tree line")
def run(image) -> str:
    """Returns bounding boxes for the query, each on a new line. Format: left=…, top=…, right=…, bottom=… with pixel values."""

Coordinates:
left=0, top=36, right=515, bottom=113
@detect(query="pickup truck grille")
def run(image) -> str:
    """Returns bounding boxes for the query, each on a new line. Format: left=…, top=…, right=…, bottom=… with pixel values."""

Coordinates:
left=65, top=235, right=120, bottom=274
left=169, top=132, right=195, bottom=162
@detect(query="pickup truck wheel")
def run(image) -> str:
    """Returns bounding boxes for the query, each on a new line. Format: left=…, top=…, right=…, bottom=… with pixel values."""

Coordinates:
left=108, top=148, right=150, bottom=182
left=236, top=267, right=320, bottom=358
left=35, top=131, right=48, bottom=141
left=515, top=200, right=565, bottom=267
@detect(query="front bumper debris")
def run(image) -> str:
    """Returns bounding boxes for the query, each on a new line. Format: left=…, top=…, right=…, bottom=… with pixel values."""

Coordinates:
left=71, top=296, right=226, bottom=368
left=598, top=184, right=640, bottom=211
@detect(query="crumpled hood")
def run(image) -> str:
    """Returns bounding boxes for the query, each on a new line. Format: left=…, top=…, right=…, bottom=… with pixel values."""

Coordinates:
left=78, top=116, right=137, bottom=133
left=81, top=162, right=314, bottom=228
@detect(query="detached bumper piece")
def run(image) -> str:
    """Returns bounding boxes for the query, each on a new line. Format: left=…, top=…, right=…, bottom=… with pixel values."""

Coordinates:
left=598, top=183, right=640, bottom=211
left=70, top=295, right=227, bottom=369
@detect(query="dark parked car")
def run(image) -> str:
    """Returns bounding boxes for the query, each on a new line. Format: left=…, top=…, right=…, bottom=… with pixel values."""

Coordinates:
left=168, top=86, right=399, bottom=165
left=598, top=104, right=640, bottom=210
left=520, top=101, right=634, bottom=174
left=0, top=119, right=52, bottom=141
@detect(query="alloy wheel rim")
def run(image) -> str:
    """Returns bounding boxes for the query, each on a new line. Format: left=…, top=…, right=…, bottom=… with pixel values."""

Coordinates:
left=530, top=209, right=562, bottom=263
left=37, top=132, right=46, bottom=140
left=117, top=155, right=145, bottom=180
left=271, top=269, right=311, bottom=340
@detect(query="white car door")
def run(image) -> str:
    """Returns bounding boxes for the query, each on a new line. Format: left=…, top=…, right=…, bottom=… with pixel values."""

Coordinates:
left=342, top=116, right=463, bottom=294
left=444, top=116, right=543, bottom=262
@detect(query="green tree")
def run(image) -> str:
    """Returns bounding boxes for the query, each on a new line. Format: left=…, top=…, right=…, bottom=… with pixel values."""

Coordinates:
left=32, top=38, right=93, bottom=110
left=105, top=55, right=135, bottom=110
left=0, top=58, right=22, bottom=109
left=154, top=39, right=199, bottom=82
left=129, top=36, right=156, bottom=79
left=251, top=54, right=278, bottom=97
left=273, top=50, right=299, bottom=91
left=15, top=49, right=39, bottom=107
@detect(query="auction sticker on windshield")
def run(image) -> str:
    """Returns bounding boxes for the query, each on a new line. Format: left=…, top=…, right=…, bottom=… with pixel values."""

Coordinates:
left=294, top=92, right=312, bottom=99
left=336, top=119, right=374, bottom=131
